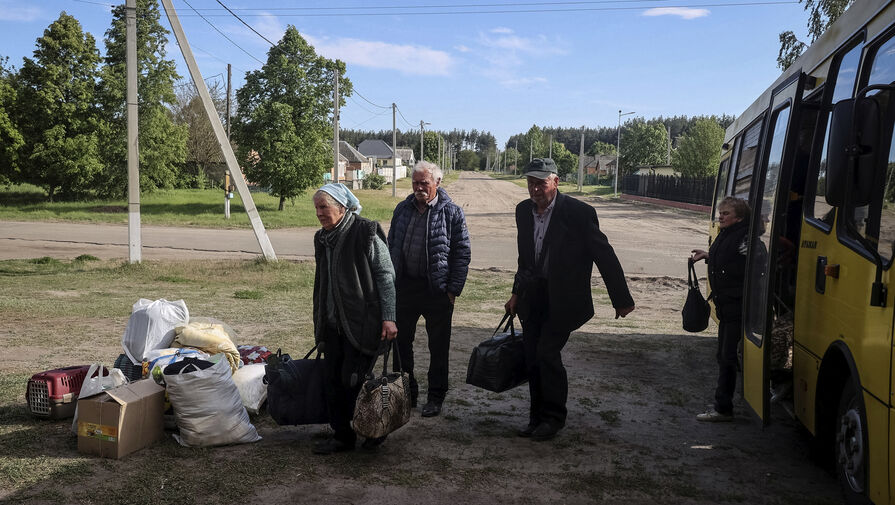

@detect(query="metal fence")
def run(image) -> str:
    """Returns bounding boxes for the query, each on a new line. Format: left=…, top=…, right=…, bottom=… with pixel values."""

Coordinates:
left=620, top=174, right=714, bottom=206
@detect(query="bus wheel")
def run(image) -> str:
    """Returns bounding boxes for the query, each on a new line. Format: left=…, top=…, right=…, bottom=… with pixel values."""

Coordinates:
left=835, top=377, right=870, bottom=504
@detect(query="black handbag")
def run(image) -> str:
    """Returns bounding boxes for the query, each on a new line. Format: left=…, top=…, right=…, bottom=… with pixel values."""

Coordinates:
left=682, top=259, right=711, bottom=333
left=352, top=340, right=411, bottom=439
left=466, top=313, right=528, bottom=393
left=264, top=345, right=329, bottom=425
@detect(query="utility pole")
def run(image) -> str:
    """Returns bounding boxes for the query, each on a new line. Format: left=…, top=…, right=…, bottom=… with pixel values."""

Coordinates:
left=578, top=126, right=585, bottom=192
left=666, top=125, right=672, bottom=165
left=529, top=138, right=533, bottom=162
left=332, top=70, right=339, bottom=182
left=419, top=120, right=430, bottom=162
left=392, top=103, right=397, bottom=197
left=125, top=0, right=140, bottom=263
left=616, top=109, right=635, bottom=197
left=226, top=64, right=232, bottom=140
left=548, top=134, right=552, bottom=159
left=514, top=139, right=518, bottom=175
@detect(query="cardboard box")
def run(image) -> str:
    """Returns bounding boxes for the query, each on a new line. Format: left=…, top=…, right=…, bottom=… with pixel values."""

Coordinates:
left=76, top=379, right=165, bottom=459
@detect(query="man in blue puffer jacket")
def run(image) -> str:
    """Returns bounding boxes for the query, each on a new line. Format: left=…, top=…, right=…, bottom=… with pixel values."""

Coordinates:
left=388, top=161, right=471, bottom=417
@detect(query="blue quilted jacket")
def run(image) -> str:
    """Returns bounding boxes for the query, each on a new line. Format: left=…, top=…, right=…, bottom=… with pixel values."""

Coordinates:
left=388, top=187, right=471, bottom=296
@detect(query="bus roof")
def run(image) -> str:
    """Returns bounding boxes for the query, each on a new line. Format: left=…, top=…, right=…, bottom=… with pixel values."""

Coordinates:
left=724, top=0, right=888, bottom=144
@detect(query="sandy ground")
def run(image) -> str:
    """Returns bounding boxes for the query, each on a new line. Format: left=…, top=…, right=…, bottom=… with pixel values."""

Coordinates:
left=0, top=172, right=844, bottom=504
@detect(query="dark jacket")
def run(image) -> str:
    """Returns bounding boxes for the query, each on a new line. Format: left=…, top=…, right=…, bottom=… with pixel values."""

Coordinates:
left=512, top=192, right=634, bottom=333
left=313, top=216, right=386, bottom=356
left=388, top=187, right=471, bottom=296
left=707, top=220, right=748, bottom=321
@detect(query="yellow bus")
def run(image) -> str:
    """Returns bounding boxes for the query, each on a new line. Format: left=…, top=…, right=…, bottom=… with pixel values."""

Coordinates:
left=714, top=1, right=895, bottom=503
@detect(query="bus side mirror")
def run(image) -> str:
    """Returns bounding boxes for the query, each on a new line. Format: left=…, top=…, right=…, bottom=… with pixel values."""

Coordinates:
left=825, top=97, right=881, bottom=207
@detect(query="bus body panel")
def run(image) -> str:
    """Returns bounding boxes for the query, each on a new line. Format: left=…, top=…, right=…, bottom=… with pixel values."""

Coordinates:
left=793, top=342, right=819, bottom=432
left=866, top=389, right=890, bottom=504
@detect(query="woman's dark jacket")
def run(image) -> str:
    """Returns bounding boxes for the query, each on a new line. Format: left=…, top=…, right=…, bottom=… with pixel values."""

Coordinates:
left=707, top=220, right=749, bottom=321
left=388, top=187, right=471, bottom=296
left=313, top=215, right=386, bottom=356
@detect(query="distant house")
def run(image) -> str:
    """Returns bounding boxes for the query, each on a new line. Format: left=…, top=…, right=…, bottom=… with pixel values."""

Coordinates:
left=339, top=141, right=372, bottom=175
left=395, top=148, right=415, bottom=169
left=581, top=154, right=616, bottom=176
left=356, top=139, right=407, bottom=181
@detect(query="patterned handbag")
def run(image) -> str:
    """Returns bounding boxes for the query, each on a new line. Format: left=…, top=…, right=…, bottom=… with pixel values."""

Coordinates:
left=352, top=341, right=411, bottom=439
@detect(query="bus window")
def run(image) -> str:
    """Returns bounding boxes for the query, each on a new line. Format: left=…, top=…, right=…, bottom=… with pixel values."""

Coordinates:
left=713, top=156, right=733, bottom=222
left=747, top=105, right=791, bottom=341
left=733, top=120, right=763, bottom=199
left=811, top=42, right=864, bottom=224
left=857, top=34, right=895, bottom=260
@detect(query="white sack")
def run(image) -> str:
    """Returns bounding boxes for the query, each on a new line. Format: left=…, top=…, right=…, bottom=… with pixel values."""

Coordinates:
left=232, top=363, right=267, bottom=415
left=164, top=356, right=261, bottom=447
left=122, top=298, right=189, bottom=365
left=71, top=364, right=128, bottom=434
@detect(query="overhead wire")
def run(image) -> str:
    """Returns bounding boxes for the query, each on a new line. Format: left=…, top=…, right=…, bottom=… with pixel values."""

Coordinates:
left=180, top=0, right=265, bottom=64
left=394, top=105, right=417, bottom=129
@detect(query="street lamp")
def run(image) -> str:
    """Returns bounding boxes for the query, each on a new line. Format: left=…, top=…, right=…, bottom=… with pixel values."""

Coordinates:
left=616, top=109, right=635, bottom=197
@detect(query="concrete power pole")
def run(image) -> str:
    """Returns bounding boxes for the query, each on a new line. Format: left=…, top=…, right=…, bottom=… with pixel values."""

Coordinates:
left=160, top=0, right=276, bottom=260
left=332, top=71, right=339, bottom=182
left=666, top=125, right=672, bottom=165
left=515, top=139, right=518, bottom=175
left=529, top=138, right=533, bottom=162
left=548, top=134, right=552, bottom=159
left=226, top=64, right=231, bottom=140
left=392, top=103, right=397, bottom=197
left=577, top=127, right=585, bottom=192
left=125, top=0, right=140, bottom=263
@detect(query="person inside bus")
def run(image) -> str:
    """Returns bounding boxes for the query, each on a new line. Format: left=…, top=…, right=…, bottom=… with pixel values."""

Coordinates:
left=690, top=196, right=750, bottom=422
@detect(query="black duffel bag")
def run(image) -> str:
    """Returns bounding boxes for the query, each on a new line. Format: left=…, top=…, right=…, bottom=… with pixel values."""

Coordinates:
left=264, top=345, right=329, bottom=425
left=466, top=313, right=528, bottom=393
left=682, top=258, right=711, bottom=333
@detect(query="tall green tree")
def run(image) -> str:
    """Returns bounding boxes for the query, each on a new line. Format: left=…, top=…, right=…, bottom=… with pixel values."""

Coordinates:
left=777, top=0, right=853, bottom=70
left=518, top=125, right=547, bottom=164
left=0, top=56, right=23, bottom=186
left=671, top=118, right=725, bottom=177
left=588, top=140, right=617, bottom=156
left=550, top=141, right=578, bottom=179
left=420, top=130, right=440, bottom=163
left=15, top=13, right=104, bottom=200
left=96, top=0, right=187, bottom=197
left=173, top=81, right=228, bottom=189
left=619, top=122, right=667, bottom=174
left=233, top=26, right=350, bottom=210
left=457, top=149, right=480, bottom=171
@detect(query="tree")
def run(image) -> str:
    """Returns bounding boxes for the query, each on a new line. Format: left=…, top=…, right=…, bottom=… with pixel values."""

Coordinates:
left=777, top=0, right=853, bottom=70
left=588, top=140, right=617, bottom=156
left=457, top=149, right=480, bottom=171
left=619, top=122, right=667, bottom=174
left=671, top=118, right=725, bottom=177
left=502, top=147, right=520, bottom=172
left=420, top=130, right=439, bottom=163
left=0, top=57, right=23, bottom=186
left=15, top=13, right=104, bottom=200
left=518, top=125, right=547, bottom=164
left=96, top=0, right=187, bottom=197
left=550, top=141, right=578, bottom=179
left=174, top=81, right=227, bottom=188
left=233, top=26, right=350, bottom=210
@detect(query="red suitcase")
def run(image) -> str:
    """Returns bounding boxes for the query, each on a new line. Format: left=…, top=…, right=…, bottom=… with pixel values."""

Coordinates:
left=26, top=365, right=104, bottom=419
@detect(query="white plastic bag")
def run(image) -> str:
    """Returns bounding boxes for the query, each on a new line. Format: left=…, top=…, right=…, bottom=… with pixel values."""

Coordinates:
left=70, top=364, right=128, bottom=434
left=164, top=356, right=261, bottom=447
left=232, top=363, right=267, bottom=415
left=121, top=299, right=189, bottom=365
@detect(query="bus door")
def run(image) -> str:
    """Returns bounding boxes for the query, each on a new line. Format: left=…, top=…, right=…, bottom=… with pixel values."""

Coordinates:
left=742, top=72, right=809, bottom=425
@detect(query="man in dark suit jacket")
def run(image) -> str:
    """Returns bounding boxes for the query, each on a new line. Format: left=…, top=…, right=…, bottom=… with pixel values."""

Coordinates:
left=505, top=158, right=635, bottom=441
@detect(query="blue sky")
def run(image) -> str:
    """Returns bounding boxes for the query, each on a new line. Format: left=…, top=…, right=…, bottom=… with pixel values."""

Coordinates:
left=1, top=0, right=811, bottom=148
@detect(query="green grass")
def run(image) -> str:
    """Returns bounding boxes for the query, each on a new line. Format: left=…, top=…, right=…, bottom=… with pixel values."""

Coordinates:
left=0, top=171, right=459, bottom=229
left=488, top=173, right=615, bottom=197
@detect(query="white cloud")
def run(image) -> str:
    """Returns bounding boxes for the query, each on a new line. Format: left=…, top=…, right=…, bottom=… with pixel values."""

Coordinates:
left=305, top=35, right=455, bottom=76
left=477, top=31, right=565, bottom=56
left=642, top=7, right=709, bottom=20
left=501, top=77, right=548, bottom=88
left=490, top=27, right=514, bottom=34
left=455, top=45, right=471, bottom=53
left=0, top=5, right=41, bottom=22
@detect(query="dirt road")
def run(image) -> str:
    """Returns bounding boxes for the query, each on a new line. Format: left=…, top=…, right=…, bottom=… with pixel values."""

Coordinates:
left=0, top=172, right=708, bottom=277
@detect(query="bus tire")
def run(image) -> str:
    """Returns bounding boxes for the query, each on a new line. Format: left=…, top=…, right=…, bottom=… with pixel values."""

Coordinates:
left=835, top=377, right=871, bottom=505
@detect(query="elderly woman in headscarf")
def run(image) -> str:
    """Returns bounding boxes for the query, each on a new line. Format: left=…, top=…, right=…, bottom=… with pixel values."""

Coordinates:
left=311, top=183, right=397, bottom=455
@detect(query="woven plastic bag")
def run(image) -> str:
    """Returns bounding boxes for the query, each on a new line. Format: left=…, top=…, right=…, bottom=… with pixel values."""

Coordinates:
left=164, top=356, right=260, bottom=447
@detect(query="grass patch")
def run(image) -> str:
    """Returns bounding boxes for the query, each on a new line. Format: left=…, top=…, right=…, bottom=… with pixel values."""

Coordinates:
left=234, top=289, right=264, bottom=300
left=0, top=173, right=461, bottom=229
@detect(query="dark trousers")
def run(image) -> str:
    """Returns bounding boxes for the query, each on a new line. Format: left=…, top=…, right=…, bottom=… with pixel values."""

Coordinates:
left=521, top=317, right=571, bottom=427
left=322, top=327, right=374, bottom=445
left=394, top=278, right=454, bottom=404
left=714, top=316, right=741, bottom=415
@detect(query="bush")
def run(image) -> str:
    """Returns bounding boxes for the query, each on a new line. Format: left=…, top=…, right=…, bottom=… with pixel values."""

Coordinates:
left=363, top=173, right=386, bottom=190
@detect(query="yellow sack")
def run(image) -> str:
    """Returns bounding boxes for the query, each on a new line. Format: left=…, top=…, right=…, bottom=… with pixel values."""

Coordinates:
left=173, top=321, right=240, bottom=373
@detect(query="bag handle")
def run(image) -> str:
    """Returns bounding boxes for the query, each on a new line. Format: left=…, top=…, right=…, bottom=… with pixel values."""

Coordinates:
left=687, top=258, right=700, bottom=290
left=361, top=339, right=403, bottom=381
left=303, top=343, right=321, bottom=360
left=493, top=312, right=517, bottom=337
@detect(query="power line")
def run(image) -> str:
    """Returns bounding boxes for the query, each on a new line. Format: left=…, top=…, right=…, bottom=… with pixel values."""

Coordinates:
left=179, top=1, right=799, bottom=17
left=214, top=0, right=278, bottom=47
left=180, top=0, right=265, bottom=64
left=347, top=109, right=392, bottom=129
left=394, top=105, right=416, bottom=129
left=353, top=89, right=391, bottom=110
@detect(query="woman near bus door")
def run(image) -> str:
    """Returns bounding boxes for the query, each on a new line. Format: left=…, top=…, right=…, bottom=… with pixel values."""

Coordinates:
left=690, top=196, right=750, bottom=422
left=311, top=183, right=398, bottom=453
